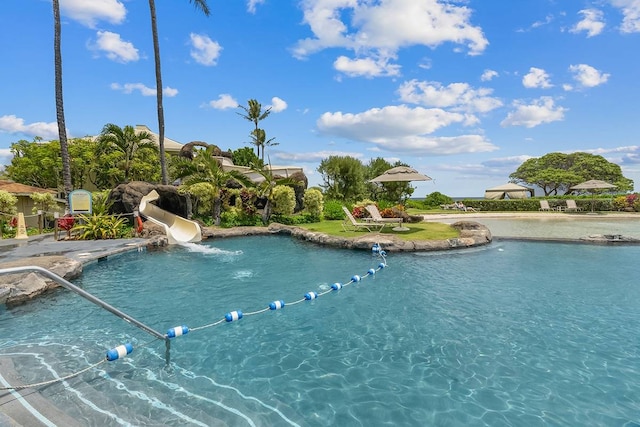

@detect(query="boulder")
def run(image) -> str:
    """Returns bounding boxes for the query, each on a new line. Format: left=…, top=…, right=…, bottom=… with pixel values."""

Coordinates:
left=108, top=181, right=194, bottom=222
left=0, top=256, right=83, bottom=306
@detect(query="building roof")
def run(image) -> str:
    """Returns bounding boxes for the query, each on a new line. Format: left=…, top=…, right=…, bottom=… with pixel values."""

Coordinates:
left=0, top=181, right=57, bottom=195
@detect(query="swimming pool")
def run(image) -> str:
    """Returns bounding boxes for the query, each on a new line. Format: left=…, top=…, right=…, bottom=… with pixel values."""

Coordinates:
left=1, top=236, right=640, bottom=426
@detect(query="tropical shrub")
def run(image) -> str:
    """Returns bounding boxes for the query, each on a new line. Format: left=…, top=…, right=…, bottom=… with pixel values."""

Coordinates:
left=424, top=191, right=453, bottom=208
left=72, top=213, right=130, bottom=239
left=183, top=182, right=215, bottom=217
left=303, top=188, right=323, bottom=219
left=323, top=199, right=344, bottom=220
left=271, top=185, right=296, bottom=215
left=91, top=190, right=113, bottom=215
left=0, top=190, right=18, bottom=238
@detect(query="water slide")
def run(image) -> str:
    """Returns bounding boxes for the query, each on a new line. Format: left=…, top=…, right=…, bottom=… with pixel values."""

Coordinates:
left=138, top=190, right=202, bottom=244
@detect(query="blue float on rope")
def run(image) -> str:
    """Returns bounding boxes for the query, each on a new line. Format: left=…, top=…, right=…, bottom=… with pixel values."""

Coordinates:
left=269, top=300, right=285, bottom=310
left=225, top=310, right=243, bottom=322
left=372, top=243, right=380, bottom=254
left=167, top=325, right=189, bottom=338
left=331, top=282, right=342, bottom=290
left=368, top=268, right=376, bottom=275
left=106, top=343, right=133, bottom=361
left=378, top=262, right=386, bottom=269
left=351, top=275, right=361, bottom=282
left=305, top=291, right=318, bottom=300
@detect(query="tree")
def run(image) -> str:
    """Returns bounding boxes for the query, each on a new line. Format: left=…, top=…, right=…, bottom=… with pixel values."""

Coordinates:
left=510, top=152, right=633, bottom=195
left=96, top=124, right=158, bottom=184
left=53, top=0, right=73, bottom=204
left=232, top=146, right=262, bottom=167
left=317, top=156, right=366, bottom=201
left=237, top=99, right=271, bottom=159
left=6, top=139, right=62, bottom=189
left=249, top=161, right=301, bottom=224
left=250, top=128, right=278, bottom=163
left=365, top=158, right=414, bottom=203
left=148, top=0, right=211, bottom=185
left=174, top=147, right=250, bottom=225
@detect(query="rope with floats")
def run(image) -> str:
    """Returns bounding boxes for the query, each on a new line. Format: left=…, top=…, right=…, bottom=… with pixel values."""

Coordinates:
left=0, top=243, right=387, bottom=391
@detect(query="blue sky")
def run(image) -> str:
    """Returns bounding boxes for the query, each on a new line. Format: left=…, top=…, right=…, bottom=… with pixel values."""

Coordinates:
left=1, top=0, right=639, bottom=197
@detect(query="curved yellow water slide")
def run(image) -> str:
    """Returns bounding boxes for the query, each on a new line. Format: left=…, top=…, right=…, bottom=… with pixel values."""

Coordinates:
left=138, top=190, right=202, bottom=244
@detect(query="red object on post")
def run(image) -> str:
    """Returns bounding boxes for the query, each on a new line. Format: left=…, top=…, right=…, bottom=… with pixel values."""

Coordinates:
left=57, top=215, right=75, bottom=231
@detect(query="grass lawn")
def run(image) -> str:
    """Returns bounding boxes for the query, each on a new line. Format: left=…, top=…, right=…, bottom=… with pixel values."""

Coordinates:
left=297, top=220, right=459, bottom=241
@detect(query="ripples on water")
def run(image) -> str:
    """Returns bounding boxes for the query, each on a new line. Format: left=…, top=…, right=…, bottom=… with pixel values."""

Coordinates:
left=1, top=236, right=639, bottom=426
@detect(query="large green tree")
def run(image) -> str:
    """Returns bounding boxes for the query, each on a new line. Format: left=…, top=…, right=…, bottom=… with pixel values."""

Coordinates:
left=6, top=139, right=62, bottom=189
left=317, top=155, right=366, bottom=201
left=53, top=0, right=72, bottom=203
left=366, top=158, right=414, bottom=203
left=148, top=0, right=211, bottom=185
left=510, top=152, right=633, bottom=195
left=96, top=124, right=159, bottom=184
left=237, top=99, right=271, bottom=160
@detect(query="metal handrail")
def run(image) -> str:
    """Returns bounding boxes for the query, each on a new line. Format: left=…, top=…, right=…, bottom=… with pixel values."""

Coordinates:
left=0, top=266, right=166, bottom=341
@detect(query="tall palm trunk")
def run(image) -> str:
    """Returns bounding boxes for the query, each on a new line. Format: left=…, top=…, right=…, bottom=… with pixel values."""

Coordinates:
left=53, top=0, right=73, bottom=204
left=148, top=0, right=169, bottom=185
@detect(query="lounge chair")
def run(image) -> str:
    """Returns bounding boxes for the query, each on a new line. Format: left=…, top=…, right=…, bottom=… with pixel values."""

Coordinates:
left=342, top=206, right=381, bottom=232
left=563, top=200, right=583, bottom=212
left=539, top=200, right=555, bottom=211
left=364, top=205, right=403, bottom=229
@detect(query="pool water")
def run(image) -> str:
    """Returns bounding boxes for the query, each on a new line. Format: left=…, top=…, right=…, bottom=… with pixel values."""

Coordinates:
left=2, top=236, right=640, bottom=426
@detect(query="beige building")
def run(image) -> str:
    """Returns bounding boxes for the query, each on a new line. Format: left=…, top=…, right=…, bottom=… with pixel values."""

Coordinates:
left=0, top=181, right=64, bottom=228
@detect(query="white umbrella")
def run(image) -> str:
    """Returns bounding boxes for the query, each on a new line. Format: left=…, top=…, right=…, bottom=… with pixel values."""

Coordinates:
left=570, top=180, right=617, bottom=213
left=369, top=166, right=432, bottom=183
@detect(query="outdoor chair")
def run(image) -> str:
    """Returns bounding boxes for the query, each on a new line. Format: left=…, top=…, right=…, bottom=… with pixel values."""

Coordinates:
left=539, top=200, right=555, bottom=211
left=563, top=200, right=583, bottom=212
left=364, top=205, right=404, bottom=229
left=342, top=206, right=381, bottom=232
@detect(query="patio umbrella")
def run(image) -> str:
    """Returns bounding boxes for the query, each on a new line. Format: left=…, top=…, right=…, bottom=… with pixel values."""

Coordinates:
left=369, top=166, right=432, bottom=231
left=570, top=180, right=617, bottom=213
left=369, top=166, right=432, bottom=183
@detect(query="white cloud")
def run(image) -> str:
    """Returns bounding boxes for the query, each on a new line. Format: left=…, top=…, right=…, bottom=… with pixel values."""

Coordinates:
left=292, top=0, right=488, bottom=77
left=397, top=80, right=503, bottom=114
left=0, top=115, right=59, bottom=140
left=60, top=0, right=126, bottom=28
left=111, top=83, right=178, bottom=97
left=0, top=148, right=13, bottom=166
left=570, top=9, right=605, bottom=37
left=501, top=96, right=567, bottom=128
left=482, top=155, right=533, bottom=168
left=610, top=0, right=640, bottom=33
left=208, top=94, right=238, bottom=110
left=568, top=64, right=610, bottom=88
left=189, top=33, right=222, bottom=66
left=274, top=150, right=365, bottom=163
left=90, top=31, right=139, bottom=63
left=247, top=0, right=266, bottom=14
left=316, top=105, right=497, bottom=155
left=480, top=69, right=498, bottom=81
left=333, top=55, right=401, bottom=78
left=268, top=97, right=288, bottom=113
left=522, top=67, right=553, bottom=89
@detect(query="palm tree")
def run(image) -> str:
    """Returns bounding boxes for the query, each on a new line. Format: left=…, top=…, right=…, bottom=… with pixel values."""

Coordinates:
left=53, top=0, right=73, bottom=203
left=250, top=128, right=278, bottom=163
left=148, top=0, right=211, bottom=185
left=96, top=124, right=157, bottom=183
left=237, top=99, right=271, bottom=160
left=250, top=160, right=301, bottom=224
left=174, top=147, right=251, bottom=225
